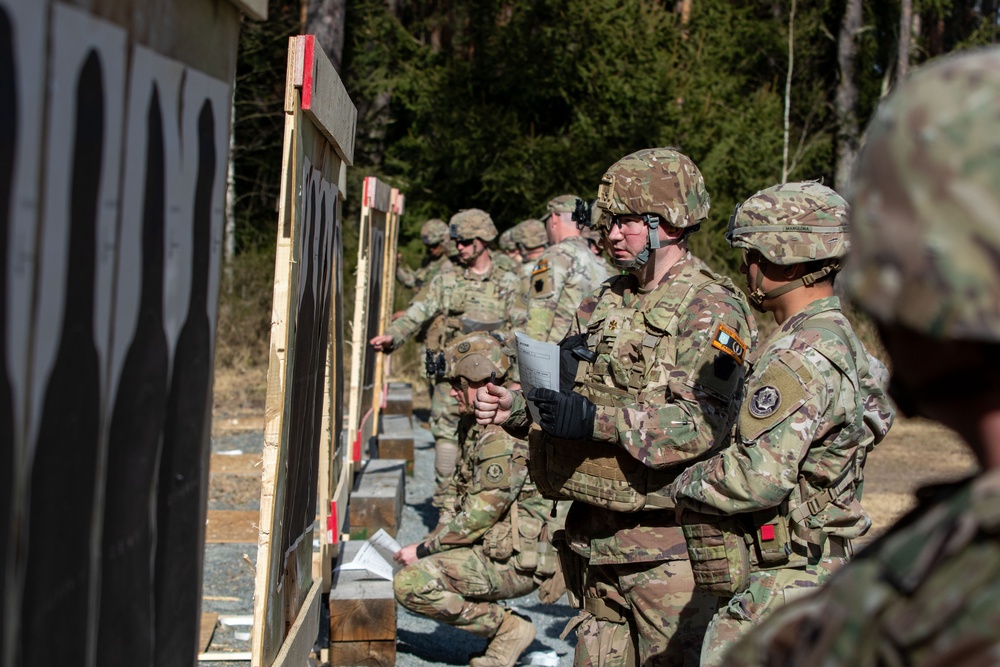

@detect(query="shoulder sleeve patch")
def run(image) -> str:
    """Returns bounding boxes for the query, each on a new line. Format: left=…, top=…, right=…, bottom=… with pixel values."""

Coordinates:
left=531, top=259, right=550, bottom=276
left=711, top=323, right=747, bottom=366
left=738, top=360, right=809, bottom=442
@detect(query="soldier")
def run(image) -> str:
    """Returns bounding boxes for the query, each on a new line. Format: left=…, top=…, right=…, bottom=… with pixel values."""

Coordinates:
left=393, top=333, right=557, bottom=667
left=371, top=209, right=519, bottom=510
left=396, top=218, right=454, bottom=290
left=721, top=48, right=1000, bottom=667
left=475, top=148, right=757, bottom=667
left=524, top=195, right=612, bottom=343
left=508, top=218, right=549, bottom=332
left=666, top=182, right=895, bottom=666
left=498, top=227, right=522, bottom=265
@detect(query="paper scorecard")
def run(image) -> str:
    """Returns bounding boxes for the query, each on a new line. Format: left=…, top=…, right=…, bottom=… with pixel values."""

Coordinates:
left=514, top=332, right=560, bottom=423
left=334, top=528, right=402, bottom=581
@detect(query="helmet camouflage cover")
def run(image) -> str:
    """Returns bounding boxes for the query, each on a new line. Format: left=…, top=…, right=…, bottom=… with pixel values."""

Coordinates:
left=420, top=218, right=449, bottom=246
left=845, top=48, right=1000, bottom=342
left=543, top=194, right=581, bottom=221
left=727, top=181, right=849, bottom=265
left=450, top=208, right=498, bottom=243
left=515, top=218, right=548, bottom=249
left=499, top=227, right=517, bottom=251
left=594, top=148, right=710, bottom=231
left=443, top=332, right=511, bottom=382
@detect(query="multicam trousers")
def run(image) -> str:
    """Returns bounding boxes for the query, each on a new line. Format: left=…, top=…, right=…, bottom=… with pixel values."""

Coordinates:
left=572, top=559, right=719, bottom=667
left=429, top=378, right=461, bottom=507
left=700, top=555, right=848, bottom=667
left=393, top=545, right=537, bottom=637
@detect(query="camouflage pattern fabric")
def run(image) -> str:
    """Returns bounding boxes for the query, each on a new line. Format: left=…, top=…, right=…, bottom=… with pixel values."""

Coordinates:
left=428, top=380, right=462, bottom=508
left=594, top=149, right=709, bottom=229
left=727, top=182, right=849, bottom=265
left=499, top=227, right=517, bottom=252
left=721, top=469, right=1000, bottom=667
left=524, top=236, right=612, bottom=343
left=493, top=251, right=520, bottom=277
left=845, top=49, right=1000, bottom=341
left=571, top=559, right=721, bottom=667
left=553, top=251, right=755, bottom=665
left=515, top=218, right=548, bottom=250
left=396, top=253, right=455, bottom=291
left=671, top=296, right=894, bottom=662
left=450, top=208, right=499, bottom=242
left=395, top=420, right=554, bottom=636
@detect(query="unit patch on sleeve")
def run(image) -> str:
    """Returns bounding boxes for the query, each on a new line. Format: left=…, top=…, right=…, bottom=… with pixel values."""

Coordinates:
left=711, top=323, right=747, bottom=366
left=748, top=386, right=780, bottom=417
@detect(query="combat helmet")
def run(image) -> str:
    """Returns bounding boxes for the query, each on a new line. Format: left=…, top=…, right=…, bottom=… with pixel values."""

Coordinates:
left=499, top=227, right=517, bottom=252
left=595, top=148, right=710, bottom=269
left=728, top=181, right=849, bottom=309
left=442, top=332, right=511, bottom=391
left=845, top=48, right=1000, bottom=342
left=420, top=219, right=449, bottom=246
left=450, top=209, right=498, bottom=243
left=515, top=219, right=548, bottom=251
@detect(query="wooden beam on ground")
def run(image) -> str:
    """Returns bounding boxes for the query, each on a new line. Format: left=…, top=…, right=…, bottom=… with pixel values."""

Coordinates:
left=378, top=414, right=414, bottom=475
left=205, top=510, right=260, bottom=543
left=348, top=460, right=406, bottom=539
left=329, top=541, right=396, bottom=667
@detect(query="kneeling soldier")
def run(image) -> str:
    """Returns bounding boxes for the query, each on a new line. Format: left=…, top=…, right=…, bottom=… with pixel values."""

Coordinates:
left=393, top=332, right=556, bottom=667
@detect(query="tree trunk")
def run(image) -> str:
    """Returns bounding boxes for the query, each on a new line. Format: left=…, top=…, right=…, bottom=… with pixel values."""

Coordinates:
left=834, top=0, right=862, bottom=193
left=305, top=0, right=347, bottom=71
left=898, top=0, right=912, bottom=84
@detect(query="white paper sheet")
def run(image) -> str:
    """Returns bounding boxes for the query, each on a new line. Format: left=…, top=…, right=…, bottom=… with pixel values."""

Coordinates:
left=335, top=529, right=403, bottom=581
left=514, top=332, right=561, bottom=423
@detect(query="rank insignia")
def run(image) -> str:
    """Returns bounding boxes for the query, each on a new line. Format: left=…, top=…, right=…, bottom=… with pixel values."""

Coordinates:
left=749, top=386, right=781, bottom=418
left=608, top=320, right=618, bottom=331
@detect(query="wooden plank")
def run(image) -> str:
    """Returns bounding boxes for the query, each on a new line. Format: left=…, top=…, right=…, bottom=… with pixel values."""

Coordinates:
left=348, top=460, right=405, bottom=539
left=329, top=543, right=396, bottom=644
left=205, top=510, right=260, bottom=544
left=200, top=612, right=220, bottom=652
left=271, top=579, right=322, bottom=667
left=210, top=453, right=263, bottom=475
left=378, top=414, right=414, bottom=475
left=328, top=640, right=396, bottom=667
left=298, top=35, right=356, bottom=165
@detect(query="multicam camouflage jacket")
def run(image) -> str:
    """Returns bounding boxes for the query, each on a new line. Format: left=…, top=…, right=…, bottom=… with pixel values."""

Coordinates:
left=384, top=258, right=519, bottom=352
left=524, top=236, right=612, bottom=343
left=492, top=251, right=520, bottom=277
left=508, top=252, right=757, bottom=563
left=721, top=468, right=1000, bottom=667
left=426, top=418, right=554, bottom=568
left=506, top=258, right=539, bottom=332
left=671, top=297, right=895, bottom=545
left=396, top=253, right=454, bottom=291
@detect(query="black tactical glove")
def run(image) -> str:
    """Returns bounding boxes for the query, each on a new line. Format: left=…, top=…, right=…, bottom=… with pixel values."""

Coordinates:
left=528, top=387, right=596, bottom=440
left=557, top=334, right=595, bottom=393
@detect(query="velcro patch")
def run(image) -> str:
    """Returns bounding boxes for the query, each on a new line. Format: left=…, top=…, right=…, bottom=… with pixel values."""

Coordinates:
left=711, top=324, right=747, bottom=366
left=738, top=361, right=808, bottom=442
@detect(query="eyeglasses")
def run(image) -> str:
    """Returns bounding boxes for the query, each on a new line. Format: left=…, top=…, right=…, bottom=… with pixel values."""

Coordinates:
left=455, top=237, right=476, bottom=247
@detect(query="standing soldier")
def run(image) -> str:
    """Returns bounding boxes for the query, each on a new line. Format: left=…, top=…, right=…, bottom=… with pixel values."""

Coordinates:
left=508, top=218, right=549, bottom=332
left=394, top=333, right=557, bottom=667
left=498, top=227, right=522, bottom=266
left=667, top=182, right=895, bottom=666
left=475, top=148, right=757, bottom=667
left=396, top=218, right=454, bottom=290
left=371, top=209, right=518, bottom=510
left=721, top=48, right=1000, bottom=667
left=524, top=195, right=612, bottom=343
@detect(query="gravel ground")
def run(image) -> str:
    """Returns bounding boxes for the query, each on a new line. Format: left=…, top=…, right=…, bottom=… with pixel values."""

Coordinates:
left=200, top=409, right=577, bottom=666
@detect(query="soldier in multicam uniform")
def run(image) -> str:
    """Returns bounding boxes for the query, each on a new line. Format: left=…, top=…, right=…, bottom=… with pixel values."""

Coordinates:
left=721, top=48, right=1000, bottom=667
left=475, top=148, right=757, bottom=667
left=665, top=182, right=895, bottom=666
left=393, top=333, right=557, bottom=667
left=524, top=195, right=612, bottom=343
left=498, top=226, right=522, bottom=265
left=396, top=218, right=454, bottom=290
left=508, top=218, right=549, bottom=332
left=371, top=210, right=519, bottom=510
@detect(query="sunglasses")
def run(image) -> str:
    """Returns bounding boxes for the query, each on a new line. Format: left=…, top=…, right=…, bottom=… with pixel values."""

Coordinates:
left=455, top=237, right=476, bottom=247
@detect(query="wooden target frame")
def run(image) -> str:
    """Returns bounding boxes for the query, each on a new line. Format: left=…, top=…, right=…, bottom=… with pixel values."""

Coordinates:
left=252, top=35, right=355, bottom=667
left=346, top=177, right=401, bottom=466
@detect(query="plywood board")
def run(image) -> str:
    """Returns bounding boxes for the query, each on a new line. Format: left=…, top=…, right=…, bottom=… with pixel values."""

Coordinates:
left=252, top=33, right=356, bottom=667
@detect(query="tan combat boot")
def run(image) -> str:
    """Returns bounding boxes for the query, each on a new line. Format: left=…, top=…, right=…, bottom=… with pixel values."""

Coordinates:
left=470, top=612, right=536, bottom=667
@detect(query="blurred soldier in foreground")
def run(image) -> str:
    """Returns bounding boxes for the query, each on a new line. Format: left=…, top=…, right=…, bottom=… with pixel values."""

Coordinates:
left=394, top=333, right=557, bottom=667
left=524, top=195, right=612, bottom=342
left=396, top=218, right=454, bottom=290
left=475, top=148, right=757, bottom=666
left=721, top=48, right=1000, bottom=667
left=371, top=209, right=518, bottom=510
left=667, top=182, right=894, bottom=666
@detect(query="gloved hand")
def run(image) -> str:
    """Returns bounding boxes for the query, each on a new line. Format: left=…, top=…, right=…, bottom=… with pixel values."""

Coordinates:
left=528, top=387, right=596, bottom=440
left=557, top=334, right=588, bottom=392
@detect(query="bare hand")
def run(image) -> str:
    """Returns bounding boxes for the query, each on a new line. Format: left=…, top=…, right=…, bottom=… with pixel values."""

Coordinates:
left=370, top=334, right=394, bottom=351
left=394, top=543, right=420, bottom=566
left=475, top=382, right=513, bottom=425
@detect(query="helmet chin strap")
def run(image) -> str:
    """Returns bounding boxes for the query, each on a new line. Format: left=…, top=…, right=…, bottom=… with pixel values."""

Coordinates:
left=614, top=214, right=686, bottom=270
left=748, top=260, right=841, bottom=311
